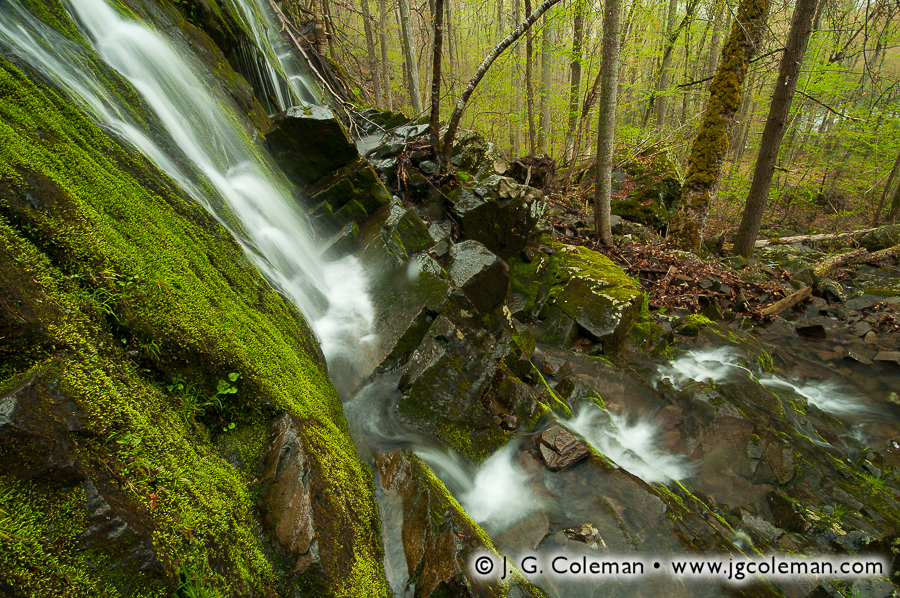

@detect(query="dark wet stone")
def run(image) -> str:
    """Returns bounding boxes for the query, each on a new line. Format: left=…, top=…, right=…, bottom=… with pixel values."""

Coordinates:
left=447, top=240, right=509, bottom=315
left=266, top=103, right=359, bottom=186
left=536, top=424, right=591, bottom=472
left=419, top=160, right=439, bottom=175
left=795, top=322, right=827, bottom=339
left=874, top=351, right=900, bottom=366
left=0, top=361, right=87, bottom=484
left=450, top=175, right=546, bottom=259
left=845, top=295, right=879, bottom=311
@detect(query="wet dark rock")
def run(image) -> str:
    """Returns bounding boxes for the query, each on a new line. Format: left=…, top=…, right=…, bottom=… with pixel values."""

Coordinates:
left=447, top=240, right=509, bottom=315
left=845, top=295, right=879, bottom=311
left=449, top=175, right=546, bottom=259
left=419, top=160, right=439, bottom=175
left=259, top=413, right=320, bottom=578
left=0, top=361, right=87, bottom=484
left=78, top=480, right=163, bottom=578
left=535, top=424, right=591, bottom=471
left=874, top=351, right=900, bottom=366
left=394, top=294, right=520, bottom=459
left=266, top=103, right=360, bottom=186
left=796, top=322, right=827, bottom=339
left=563, top=523, right=606, bottom=549
left=376, top=449, right=546, bottom=598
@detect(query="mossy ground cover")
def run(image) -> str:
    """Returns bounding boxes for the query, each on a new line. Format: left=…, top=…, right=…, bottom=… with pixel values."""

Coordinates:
left=0, top=56, right=389, bottom=596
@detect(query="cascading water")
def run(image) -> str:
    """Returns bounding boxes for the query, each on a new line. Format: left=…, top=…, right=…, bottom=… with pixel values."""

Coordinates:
left=0, top=0, right=375, bottom=375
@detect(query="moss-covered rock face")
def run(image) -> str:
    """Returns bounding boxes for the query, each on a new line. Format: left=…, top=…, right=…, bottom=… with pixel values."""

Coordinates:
left=508, top=243, right=643, bottom=352
left=0, top=57, right=390, bottom=596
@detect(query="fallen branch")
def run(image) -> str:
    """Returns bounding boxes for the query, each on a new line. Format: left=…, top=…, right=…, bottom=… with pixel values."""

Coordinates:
left=761, top=286, right=812, bottom=316
left=754, top=228, right=876, bottom=248
left=813, top=244, right=900, bottom=278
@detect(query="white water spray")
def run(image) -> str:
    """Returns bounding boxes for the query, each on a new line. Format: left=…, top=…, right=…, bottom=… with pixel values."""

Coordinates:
left=567, top=404, right=694, bottom=484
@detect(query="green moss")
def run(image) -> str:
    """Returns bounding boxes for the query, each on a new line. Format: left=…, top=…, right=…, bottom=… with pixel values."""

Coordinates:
left=0, top=57, right=389, bottom=595
left=530, top=363, right=572, bottom=418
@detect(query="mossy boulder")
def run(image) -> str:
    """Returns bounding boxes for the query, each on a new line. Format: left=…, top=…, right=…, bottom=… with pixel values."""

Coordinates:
left=613, top=153, right=682, bottom=230
left=859, top=224, right=900, bottom=252
left=508, top=243, right=643, bottom=351
left=449, top=175, right=547, bottom=259
left=447, top=240, right=510, bottom=315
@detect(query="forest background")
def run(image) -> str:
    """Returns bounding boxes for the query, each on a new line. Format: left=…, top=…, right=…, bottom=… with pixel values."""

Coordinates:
left=289, top=0, right=900, bottom=239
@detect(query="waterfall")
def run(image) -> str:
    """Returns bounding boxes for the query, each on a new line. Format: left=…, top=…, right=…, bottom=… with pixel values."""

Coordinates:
left=0, top=0, right=375, bottom=378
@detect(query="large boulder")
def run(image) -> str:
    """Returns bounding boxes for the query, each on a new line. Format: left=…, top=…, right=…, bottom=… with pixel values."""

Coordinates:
left=265, top=103, right=391, bottom=230
left=507, top=243, right=644, bottom=351
left=450, top=175, right=547, bottom=259
left=447, top=240, right=510, bottom=315
left=394, top=293, right=538, bottom=460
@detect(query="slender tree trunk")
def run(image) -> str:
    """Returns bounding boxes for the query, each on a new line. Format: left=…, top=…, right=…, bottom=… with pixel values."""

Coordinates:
left=656, top=0, right=679, bottom=127
left=360, top=0, right=383, bottom=107
left=642, top=0, right=701, bottom=128
left=442, top=0, right=564, bottom=165
left=310, top=0, right=328, bottom=54
left=379, top=0, right=393, bottom=110
left=525, top=0, right=537, bottom=153
left=398, top=0, right=423, bottom=113
left=706, top=0, right=726, bottom=91
left=446, top=0, right=456, bottom=92
left=511, top=0, right=522, bottom=156
left=874, top=150, right=900, bottom=225
left=564, top=0, right=585, bottom=162
left=595, top=0, right=623, bottom=245
left=539, top=10, right=553, bottom=152
left=733, top=0, right=817, bottom=257
left=667, top=0, right=771, bottom=252
left=889, top=181, right=900, bottom=224
left=430, top=0, right=445, bottom=157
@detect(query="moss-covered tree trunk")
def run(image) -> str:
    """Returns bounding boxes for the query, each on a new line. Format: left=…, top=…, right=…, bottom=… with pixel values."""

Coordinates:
left=666, top=0, right=770, bottom=252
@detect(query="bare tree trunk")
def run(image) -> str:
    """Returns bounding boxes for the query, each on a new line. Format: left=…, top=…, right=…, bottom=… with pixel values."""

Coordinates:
left=511, top=0, right=523, bottom=156
left=641, top=0, right=701, bottom=128
left=538, top=10, right=553, bottom=152
left=706, top=0, right=726, bottom=90
left=310, top=0, right=328, bottom=54
left=398, top=0, right=423, bottom=113
left=733, top=0, right=817, bottom=257
left=360, top=0, right=383, bottom=107
left=656, top=0, right=679, bottom=128
left=442, top=0, right=564, bottom=165
left=564, top=0, right=585, bottom=163
left=526, top=0, right=537, bottom=153
left=430, top=0, right=445, bottom=157
left=667, top=0, right=771, bottom=252
left=873, top=150, right=900, bottom=226
left=889, top=171, right=900, bottom=224
left=595, top=0, right=623, bottom=245
left=379, top=0, right=393, bottom=110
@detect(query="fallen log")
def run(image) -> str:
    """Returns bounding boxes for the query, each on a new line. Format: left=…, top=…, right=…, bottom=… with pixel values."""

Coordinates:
left=754, top=228, right=875, bottom=248
left=761, top=286, right=812, bottom=317
left=813, top=244, right=900, bottom=279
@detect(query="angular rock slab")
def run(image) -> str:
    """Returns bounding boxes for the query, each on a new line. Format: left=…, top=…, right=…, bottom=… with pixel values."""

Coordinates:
left=375, top=449, right=547, bottom=598
left=395, top=293, right=519, bottom=460
left=448, top=240, right=510, bottom=315
left=509, top=243, right=643, bottom=350
left=450, top=175, right=547, bottom=259
left=265, top=103, right=359, bottom=187
left=536, top=424, right=591, bottom=472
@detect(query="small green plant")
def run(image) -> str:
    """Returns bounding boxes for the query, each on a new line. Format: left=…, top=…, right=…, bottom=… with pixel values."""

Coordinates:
left=168, top=373, right=240, bottom=427
left=177, top=557, right=222, bottom=598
